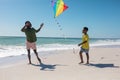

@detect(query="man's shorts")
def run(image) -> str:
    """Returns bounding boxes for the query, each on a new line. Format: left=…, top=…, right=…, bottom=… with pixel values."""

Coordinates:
left=26, top=41, right=36, bottom=50
left=80, top=47, right=89, bottom=54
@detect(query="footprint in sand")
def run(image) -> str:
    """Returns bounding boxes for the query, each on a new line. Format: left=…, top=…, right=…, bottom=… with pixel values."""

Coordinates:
left=116, top=55, right=119, bottom=57
left=101, top=57, right=104, bottom=59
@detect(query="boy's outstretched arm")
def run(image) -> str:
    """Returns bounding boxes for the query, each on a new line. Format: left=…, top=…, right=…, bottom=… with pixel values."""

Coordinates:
left=36, top=23, right=44, bottom=33
left=78, top=41, right=87, bottom=46
left=21, top=26, right=26, bottom=32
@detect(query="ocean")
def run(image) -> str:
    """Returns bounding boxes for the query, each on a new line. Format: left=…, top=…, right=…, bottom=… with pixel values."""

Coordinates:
left=0, top=36, right=120, bottom=58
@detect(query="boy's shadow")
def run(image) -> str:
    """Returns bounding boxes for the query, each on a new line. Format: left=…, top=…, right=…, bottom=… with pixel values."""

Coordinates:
left=89, top=63, right=119, bottom=68
left=31, top=63, right=66, bottom=71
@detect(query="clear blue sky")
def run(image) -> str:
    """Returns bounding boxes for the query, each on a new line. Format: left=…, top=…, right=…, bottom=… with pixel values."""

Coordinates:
left=0, top=0, right=120, bottom=38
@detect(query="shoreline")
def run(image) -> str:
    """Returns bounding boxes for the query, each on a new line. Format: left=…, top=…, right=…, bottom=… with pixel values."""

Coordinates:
left=0, top=36, right=120, bottom=58
left=1, top=44, right=120, bottom=59
left=0, top=47, right=120, bottom=68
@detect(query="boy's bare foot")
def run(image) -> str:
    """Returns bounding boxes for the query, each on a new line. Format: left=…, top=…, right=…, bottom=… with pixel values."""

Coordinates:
left=79, top=61, right=84, bottom=64
left=86, top=61, right=89, bottom=64
left=28, top=62, right=32, bottom=65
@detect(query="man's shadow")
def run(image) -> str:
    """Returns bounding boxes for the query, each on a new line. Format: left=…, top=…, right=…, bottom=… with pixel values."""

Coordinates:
left=31, top=63, right=66, bottom=71
left=88, top=63, right=119, bottom=68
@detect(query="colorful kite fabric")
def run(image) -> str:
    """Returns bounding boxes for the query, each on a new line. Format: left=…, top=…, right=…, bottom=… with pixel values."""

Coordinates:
left=52, top=0, right=68, bottom=17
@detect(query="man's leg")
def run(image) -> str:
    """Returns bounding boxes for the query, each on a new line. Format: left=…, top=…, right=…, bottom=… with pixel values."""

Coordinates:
left=33, top=50, right=42, bottom=64
left=79, top=51, right=84, bottom=63
left=86, top=53, right=89, bottom=64
left=27, top=49, right=31, bottom=64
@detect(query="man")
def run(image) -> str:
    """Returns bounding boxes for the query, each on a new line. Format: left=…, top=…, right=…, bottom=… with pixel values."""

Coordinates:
left=21, top=21, right=44, bottom=64
left=78, top=27, right=89, bottom=64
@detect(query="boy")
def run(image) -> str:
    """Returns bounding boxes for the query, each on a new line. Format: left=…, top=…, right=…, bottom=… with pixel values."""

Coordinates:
left=21, top=21, right=44, bottom=64
left=78, top=27, right=89, bottom=64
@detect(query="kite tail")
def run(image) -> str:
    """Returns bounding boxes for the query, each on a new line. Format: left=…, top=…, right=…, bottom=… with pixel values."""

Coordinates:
left=54, top=18, right=66, bottom=38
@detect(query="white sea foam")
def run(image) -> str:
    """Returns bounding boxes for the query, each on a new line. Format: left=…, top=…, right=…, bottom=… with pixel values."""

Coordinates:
left=0, top=44, right=76, bottom=58
left=90, top=39, right=120, bottom=47
left=0, top=46, right=26, bottom=58
left=0, top=39, right=120, bottom=58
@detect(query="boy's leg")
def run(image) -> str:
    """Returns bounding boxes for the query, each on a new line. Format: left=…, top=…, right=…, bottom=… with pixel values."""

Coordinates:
left=86, top=53, right=89, bottom=64
left=33, top=49, right=42, bottom=64
left=27, top=49, right=31, bottom=64
left=79, top=51, right=84, bottom=63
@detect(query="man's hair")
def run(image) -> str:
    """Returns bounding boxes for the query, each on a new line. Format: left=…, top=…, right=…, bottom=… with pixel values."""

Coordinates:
left=83, top=27, right=88, bottom=31
left=25, top=21, right=32, bottom=27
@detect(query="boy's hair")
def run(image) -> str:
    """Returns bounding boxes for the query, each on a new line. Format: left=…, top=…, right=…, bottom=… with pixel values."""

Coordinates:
left=25, top=21, right=32, bottom=27
left=83, top=27, right=88, bottom=31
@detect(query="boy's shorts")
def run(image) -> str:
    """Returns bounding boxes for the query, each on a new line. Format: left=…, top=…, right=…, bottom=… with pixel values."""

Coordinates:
left=80, top=47, right=89, bottom=54
left=26, top=41, right=36, bottom=50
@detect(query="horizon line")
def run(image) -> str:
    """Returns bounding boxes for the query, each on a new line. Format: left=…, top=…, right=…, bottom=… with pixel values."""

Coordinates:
left=0, top=36, right=120, bottom=39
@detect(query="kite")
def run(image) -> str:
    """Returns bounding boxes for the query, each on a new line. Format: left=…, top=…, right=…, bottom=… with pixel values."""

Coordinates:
left=51, top=0, right=68, bottom=38
left=52, top=0, right=68, bottom=18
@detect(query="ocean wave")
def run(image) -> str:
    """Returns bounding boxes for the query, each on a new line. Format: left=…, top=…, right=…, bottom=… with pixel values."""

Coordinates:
left=90, top=39, right=120, bottom=47
left=0, top=39, right=120, bottom=58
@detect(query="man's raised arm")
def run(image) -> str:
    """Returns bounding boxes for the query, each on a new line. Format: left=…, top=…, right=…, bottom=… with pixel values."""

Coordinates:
left=36, top=23, right=44, bottom=33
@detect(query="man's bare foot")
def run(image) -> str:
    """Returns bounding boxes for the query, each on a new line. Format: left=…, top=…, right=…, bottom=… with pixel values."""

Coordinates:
left=38, top=58, right=42, bottom=64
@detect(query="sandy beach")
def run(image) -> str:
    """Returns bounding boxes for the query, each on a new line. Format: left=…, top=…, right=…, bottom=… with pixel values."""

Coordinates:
left=0, top=0, right=120, bottom=80
left=0, top=47, right=120, bottom=80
